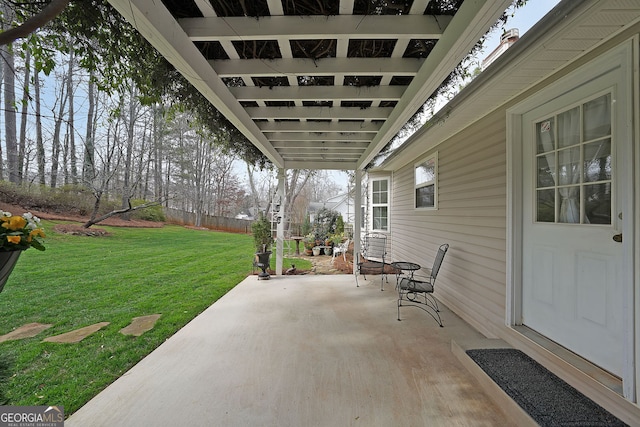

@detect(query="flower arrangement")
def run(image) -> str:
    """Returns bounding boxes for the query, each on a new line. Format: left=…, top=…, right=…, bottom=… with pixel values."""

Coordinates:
left=0, top=211, right=46, bottom=252
left=303, top=233, right=316, bottom=250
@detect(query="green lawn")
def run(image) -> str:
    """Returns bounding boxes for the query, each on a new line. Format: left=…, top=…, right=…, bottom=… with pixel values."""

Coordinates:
left=0, top=222, right=310, bottom=414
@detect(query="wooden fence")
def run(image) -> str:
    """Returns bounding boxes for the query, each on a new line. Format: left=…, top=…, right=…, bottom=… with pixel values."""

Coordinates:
left=164, top=208, right=253, bottom=234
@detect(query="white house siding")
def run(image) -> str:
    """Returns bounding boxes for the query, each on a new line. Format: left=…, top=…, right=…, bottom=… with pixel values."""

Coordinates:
left=386, top=27, right=640, bottom=423
left=391, top=108, right=507, bottom=339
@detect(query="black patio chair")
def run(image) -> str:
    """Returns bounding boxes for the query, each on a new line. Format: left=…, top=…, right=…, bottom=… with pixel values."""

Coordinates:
left=397, top=244, right=449, bottom=326
left=356, top=233, right=392, bottom=290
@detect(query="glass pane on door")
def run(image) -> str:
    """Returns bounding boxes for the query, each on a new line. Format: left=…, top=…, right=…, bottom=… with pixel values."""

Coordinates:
left=534, top=92, right=612, bottom=225
left=584, top=139, right=611, bottom=182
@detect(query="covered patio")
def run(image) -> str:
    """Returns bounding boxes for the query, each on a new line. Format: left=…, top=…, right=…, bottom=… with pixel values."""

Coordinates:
left=67, top=275, right=518, bottom=426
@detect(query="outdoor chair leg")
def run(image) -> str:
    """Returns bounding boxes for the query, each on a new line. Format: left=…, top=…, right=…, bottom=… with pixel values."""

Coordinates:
left=397, top=290, right=443, bottom=327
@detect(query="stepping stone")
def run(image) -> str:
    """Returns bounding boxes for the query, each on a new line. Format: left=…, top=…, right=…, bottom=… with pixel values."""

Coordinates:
left=43, top=322, right=110, bottom=343
left=119, top=314, right=161, bottom=337
left=0, top=323, right=53, bottom=343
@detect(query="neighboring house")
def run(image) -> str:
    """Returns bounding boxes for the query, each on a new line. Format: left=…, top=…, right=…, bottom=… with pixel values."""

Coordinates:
left=325, top=192, right=355, bottom=229
left=309, top=192, right=356, bottom=232
left=367, top=1, right=640, bottom=422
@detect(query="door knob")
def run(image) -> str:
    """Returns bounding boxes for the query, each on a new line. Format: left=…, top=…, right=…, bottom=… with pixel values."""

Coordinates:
left=613, top=233, right=622, bottom=243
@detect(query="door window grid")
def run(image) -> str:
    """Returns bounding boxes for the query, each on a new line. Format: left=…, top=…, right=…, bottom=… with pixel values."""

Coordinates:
left=535, top=93, right=612, bottom=224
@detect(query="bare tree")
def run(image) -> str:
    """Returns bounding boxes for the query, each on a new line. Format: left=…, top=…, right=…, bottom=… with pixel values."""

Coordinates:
left=0, top=51, right=3, bottom=180
left=82, top=71, right=96, bottom=184
left=152, top=104, right=167, bottom=204
left=18, top=47, right=30, bottom=183
left=34, top=59, right=45, bottom=185
left=209, top=145, right=237, bottom=217
left=2, top=38, right=18, bottom=183
left=67, top=50, right=77, bottom=184
left=49, top=69, right=68, bottom=188
left=121, top=84, right=141, bottom=220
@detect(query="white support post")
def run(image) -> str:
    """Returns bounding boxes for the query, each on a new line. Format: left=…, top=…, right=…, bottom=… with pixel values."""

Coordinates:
left=353, top=169, right=362, bottom=274
left=276, top=168, right=286, bottom=275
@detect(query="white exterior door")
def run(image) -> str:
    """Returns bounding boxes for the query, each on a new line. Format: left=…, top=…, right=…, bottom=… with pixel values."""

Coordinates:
left=516, top=44, right=634, bottom=380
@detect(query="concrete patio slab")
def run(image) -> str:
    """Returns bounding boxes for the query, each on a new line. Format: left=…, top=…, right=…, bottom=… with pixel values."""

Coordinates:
left=67, top=275, right=513, bottom=426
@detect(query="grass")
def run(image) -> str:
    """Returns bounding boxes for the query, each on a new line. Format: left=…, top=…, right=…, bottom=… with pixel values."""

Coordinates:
left=0, top=222, right=311, bottom=415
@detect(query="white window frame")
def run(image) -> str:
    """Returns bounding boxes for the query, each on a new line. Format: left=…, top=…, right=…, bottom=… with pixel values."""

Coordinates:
left=414, top=152, right=438, bottom=210
left=371, top=178, right=389, bottom=231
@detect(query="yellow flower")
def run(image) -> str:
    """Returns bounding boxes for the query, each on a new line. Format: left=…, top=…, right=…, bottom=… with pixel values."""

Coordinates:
left=6, top=236, right=21, bottom=245
left=28, top=229, right=46, bottom=242
left=2, top=215, right=27, bottom=231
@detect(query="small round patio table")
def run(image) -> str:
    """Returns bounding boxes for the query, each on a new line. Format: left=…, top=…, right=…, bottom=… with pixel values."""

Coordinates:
left=391, top=261, right=421, bottom=286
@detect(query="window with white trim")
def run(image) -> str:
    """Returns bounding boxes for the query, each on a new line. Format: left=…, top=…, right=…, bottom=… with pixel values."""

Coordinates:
left=371, top=178, right=388, bottom=231
left=415, top=153, right=437, bottom=209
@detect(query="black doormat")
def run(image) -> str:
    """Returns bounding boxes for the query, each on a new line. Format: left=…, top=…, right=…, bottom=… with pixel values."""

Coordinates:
left=466, top=348, right=628, bottom=427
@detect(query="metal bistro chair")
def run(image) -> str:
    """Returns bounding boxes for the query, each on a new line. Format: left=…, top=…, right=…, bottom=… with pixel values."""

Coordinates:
left=397, top=244, right=449, bottom=326
left=356, top=233, right=391, bottom=290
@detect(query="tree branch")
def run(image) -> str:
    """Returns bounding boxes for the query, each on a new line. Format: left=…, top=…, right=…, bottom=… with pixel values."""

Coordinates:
left=0, top=0, right=71, bottom=46
left=82, top=200, right=162, bottom=228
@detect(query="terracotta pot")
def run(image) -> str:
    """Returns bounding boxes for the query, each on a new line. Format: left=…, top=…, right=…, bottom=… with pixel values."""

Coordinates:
left=0, top=250, right=22, bottom=293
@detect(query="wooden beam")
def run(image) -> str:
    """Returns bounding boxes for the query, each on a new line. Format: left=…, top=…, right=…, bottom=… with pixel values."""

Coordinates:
left=180, top=15, right=451, bottom=41
left=230, top=85, right=406, bottom=101
left=212, top=58, right=422, bottom=77
left=246, top=106, right=392, bottom=120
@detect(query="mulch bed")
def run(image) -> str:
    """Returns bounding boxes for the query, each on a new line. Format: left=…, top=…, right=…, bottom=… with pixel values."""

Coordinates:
left=53, top=224, right=112, bottom=236
left=1, top=202, right=164, bottom=231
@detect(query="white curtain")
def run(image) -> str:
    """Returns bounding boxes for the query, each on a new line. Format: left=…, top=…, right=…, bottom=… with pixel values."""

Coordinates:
left=535, top=93, right=611, bottom=224
left=557, top=107, right=581, bottom=223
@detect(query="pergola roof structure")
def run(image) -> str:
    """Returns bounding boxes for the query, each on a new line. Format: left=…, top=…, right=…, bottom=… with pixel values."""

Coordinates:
left=107, top=0, right=514, bottom=170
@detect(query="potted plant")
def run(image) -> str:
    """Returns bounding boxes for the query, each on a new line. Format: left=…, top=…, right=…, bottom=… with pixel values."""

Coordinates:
left=251, top=212, right=273, bottom=279
left=1, top=210, right=46, bottom=293
left=303, top=233, right=315, bottom=256
left=330, top=232, right=344, bottom=247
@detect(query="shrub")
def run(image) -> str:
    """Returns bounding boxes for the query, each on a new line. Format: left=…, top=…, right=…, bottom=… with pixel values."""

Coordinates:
left=130, top=200, right=166, bottom=222
left=301, top=213, right=312, bottom=236
left=312, top=208, right=340, bottom=241
left=251, top=212, right=273, bottom=252
left=335, top=215, right=344, bottom=234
